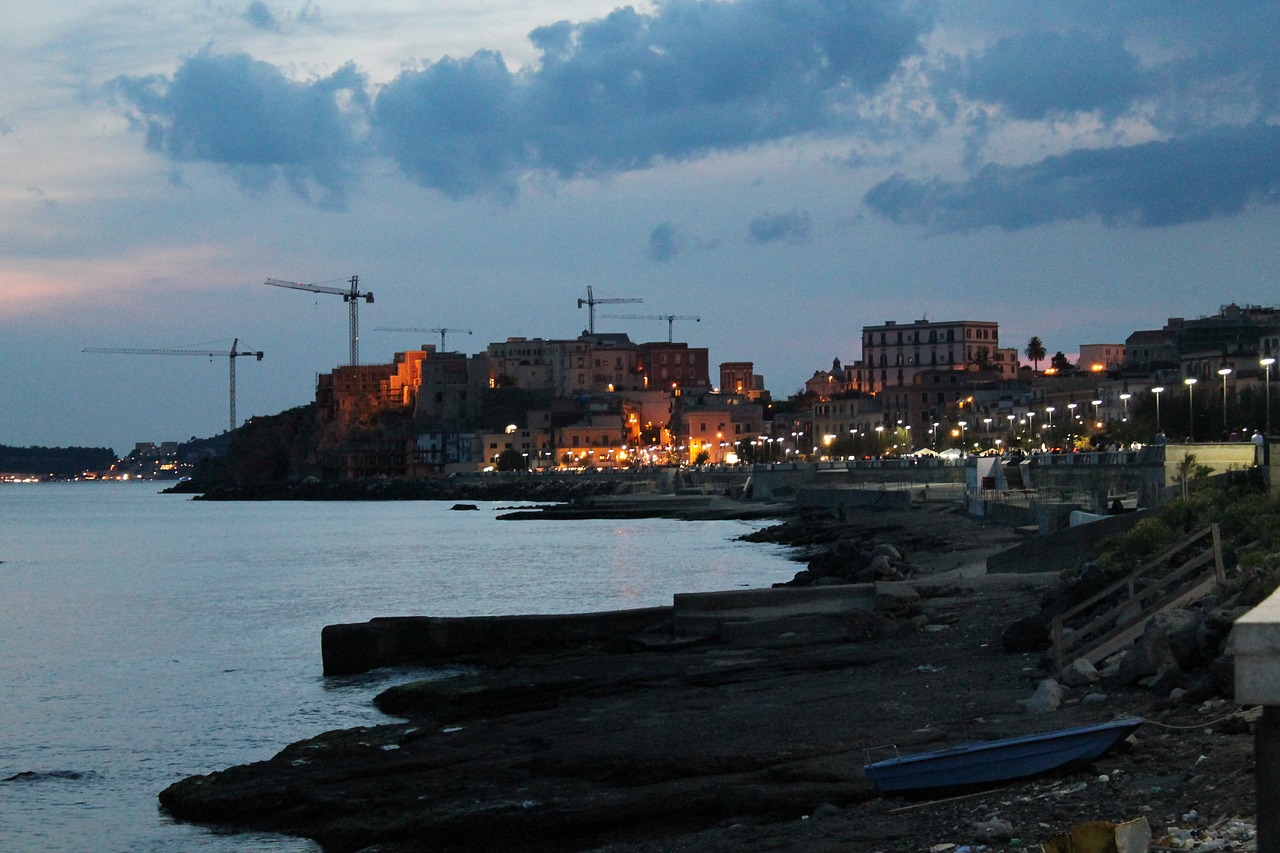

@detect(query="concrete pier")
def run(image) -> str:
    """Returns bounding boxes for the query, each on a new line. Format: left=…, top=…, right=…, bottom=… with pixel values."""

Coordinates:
left=1233, top=587, right=1280, bottom=852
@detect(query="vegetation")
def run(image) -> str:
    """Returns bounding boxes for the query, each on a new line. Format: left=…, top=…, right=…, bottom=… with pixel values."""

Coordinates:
left=1024, top=336, right=1046, bottom=372
left=1095, top=478, right=1280, bottom=574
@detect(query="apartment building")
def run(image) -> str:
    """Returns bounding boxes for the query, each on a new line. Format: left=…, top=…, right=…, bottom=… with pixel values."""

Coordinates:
left=850, top=318, right=1007, bottom=394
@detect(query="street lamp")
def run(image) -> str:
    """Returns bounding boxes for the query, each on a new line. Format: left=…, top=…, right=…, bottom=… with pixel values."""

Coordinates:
left=1091, top=399, right=1102, bottom=424
left=1185, top=377, right=1198, bottom=441
left=931, top=422, right=940, bottom=449
left=1119, top=392, right=1131, bottom=421
left=1218, top=366, right=1232, bottom=433
left=1151, top=386, right=1164, bottom=433
left=1045, top=406, right=1055, bottom=428
left=1263, top=357, right=1276, bottom=435
left=958, top=420, right=967, bottom=456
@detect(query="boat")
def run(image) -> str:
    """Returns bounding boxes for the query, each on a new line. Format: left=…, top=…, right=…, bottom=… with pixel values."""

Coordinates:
left=863, top=717, right=1144, bottom=795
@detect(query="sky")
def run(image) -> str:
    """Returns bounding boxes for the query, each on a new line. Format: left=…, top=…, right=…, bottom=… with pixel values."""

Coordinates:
left=2, top=0, right=1278, bottom=455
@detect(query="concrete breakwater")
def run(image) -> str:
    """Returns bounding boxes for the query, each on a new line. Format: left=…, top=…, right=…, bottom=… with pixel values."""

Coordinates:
left=322, top=608, right=674, bottom=675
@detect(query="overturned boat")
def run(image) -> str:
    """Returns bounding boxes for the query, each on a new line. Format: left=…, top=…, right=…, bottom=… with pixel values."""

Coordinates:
left=864, top=717, right=1144, bottom=795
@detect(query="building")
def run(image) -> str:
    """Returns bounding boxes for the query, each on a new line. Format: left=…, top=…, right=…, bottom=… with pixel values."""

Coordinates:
left=850, top=318, right=1011, bottom=394
left=719, top=361, right=766, bottom=400
left=1078, top=344, right=1126, bottom=374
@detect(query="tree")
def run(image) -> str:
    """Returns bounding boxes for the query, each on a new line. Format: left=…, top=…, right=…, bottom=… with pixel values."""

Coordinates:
left=1173, top=452, right=1212, bottom=501
left=1050, top=351, right=1072, bottom=372
left=1024, top=336, right=1046, bottom=372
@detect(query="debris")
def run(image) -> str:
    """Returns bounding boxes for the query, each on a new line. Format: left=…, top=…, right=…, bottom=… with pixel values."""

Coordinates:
left=1041, top=817, right=1151, bottom=853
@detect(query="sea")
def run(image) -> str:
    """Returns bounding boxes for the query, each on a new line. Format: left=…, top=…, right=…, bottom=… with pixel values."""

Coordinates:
left=0, top=482, right=797, bottom=852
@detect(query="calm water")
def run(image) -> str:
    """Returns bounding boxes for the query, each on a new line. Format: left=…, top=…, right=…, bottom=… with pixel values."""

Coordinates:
left=0, top=482, right=794, bottom=851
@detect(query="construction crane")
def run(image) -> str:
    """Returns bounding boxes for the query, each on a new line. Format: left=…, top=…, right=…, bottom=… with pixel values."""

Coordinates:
left=376, top=327, right=473, bottom=351
left=83, top=338, right=264, bottom=432
left=265, top=275, right=372, bottom=365
left=602, top=313, right=702, bottom=343
left=577, top=285, right=641, bottom=335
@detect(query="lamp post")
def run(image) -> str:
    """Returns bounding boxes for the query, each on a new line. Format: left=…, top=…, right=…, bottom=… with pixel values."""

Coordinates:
left=1185, top=377, right=1198, bottom=441
left=1218, top=366, right=1232, bottom=433
left=1120, top=392, right=1131, bottom=421
left=1263, top=357, right=1276, bottom=435
left=1151, top=386, right=1164, bottom=433
left=1091, top=399, right=1102, bottom=425
left=958, top=420, right=967, bottom=456
left=932, top=421, right=940, bottom=449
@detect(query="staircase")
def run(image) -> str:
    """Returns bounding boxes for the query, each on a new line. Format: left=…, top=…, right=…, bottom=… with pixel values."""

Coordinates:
left=1051, top=523, right=1225, bottom=674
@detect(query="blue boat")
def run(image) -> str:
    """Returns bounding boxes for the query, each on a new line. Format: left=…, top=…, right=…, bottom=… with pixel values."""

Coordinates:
left=863, top=717, right=1144, bottom=795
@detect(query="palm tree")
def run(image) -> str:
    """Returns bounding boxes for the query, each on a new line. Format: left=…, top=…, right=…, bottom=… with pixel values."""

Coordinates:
left=1024, top=336, right=1046, bottom=372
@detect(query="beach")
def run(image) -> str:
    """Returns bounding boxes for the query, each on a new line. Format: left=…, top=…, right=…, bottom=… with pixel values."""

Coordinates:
left=157, top=502, right=1260, bottom=852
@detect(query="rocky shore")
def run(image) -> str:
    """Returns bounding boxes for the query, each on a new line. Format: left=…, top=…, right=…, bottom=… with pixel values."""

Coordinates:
left=158, top=504, right=1264, bottom=852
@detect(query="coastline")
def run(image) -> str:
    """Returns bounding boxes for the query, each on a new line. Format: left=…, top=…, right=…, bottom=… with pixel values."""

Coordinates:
left=156, top=501, right=1260, bottom=852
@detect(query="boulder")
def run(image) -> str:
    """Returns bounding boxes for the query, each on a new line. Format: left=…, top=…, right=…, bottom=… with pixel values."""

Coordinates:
left=1147, top=609, right=1204, bottom=669
left=1025, top=678, right=1066, bottom=713
left=874, top=583, right=921, bottom=617
left=1117, top=618, right=1179, bottom=686
left=1001, top=616, right=1050, bottom=653
left=872, top=543, right=902, bottom=562
left=1062, top=657, right=1100, bottom=688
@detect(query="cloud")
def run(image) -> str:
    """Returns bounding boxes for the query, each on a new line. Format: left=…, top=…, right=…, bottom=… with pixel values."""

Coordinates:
left=648, top=221, right=685, bottom=261
left=113, top=0, right=932, bottom=201
left=747, top=210, right=812, bottom=244
left=645, top=220, right=719, bottom=261
left=109, top=50, right=368, bottom=209
left=243, top=2, right=278, bottom=31
left=863, top=123, right=1280, bottom=231
left=960, top=30, right=1144, bottom=120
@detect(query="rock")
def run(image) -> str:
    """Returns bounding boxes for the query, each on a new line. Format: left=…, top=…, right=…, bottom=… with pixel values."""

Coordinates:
left=449, top=503, right=479, bottom=511
left=1062, top=657, right=1100, bottom=688
left=875, top=583, right=921, bottom=617
left=1001, top=616, right=1050, bottom=653
left=867, top=554, right=893, bottom=578
left=1025, top=678, right=1066, bottom=713
left=1117, top=619, right=1179, bottom=686
left=1139, top=664, right=1185, bottom=694
left=1082, top=692, right=1108, bottom=705
left=1149, top=609, right=1204, bottom=669
left=872, top=543, right=902, bottom=562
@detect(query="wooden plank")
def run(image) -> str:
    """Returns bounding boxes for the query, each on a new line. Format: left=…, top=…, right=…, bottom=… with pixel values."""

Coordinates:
left=1055, top=527, right=1210, bottom=625
left=1057, top=550, right=1215, bottom=661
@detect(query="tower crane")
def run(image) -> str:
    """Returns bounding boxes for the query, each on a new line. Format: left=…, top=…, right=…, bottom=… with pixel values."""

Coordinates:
left=601, top=313, right=702, bottom=343
left=577, top=285, right=641, bottom=335
left=376, top=327, right=473, bottom=351
left=265, top=275, right=372, bottom=365
left=83, top=338, right=264, bottom=432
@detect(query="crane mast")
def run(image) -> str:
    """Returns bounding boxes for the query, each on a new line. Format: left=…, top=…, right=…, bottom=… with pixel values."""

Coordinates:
left=376, top=326, right=473, bottom=351
left=265, top=275, right=372, bottom=365
left=600, top=313, right=702, bottom=343
left=83, top=338, right=264, bottom=432
left=577, top=286, right=641, bottom=335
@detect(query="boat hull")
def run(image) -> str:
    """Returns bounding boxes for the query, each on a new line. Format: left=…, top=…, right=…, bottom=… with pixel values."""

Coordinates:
left=863, top=717, right=1144, bottom=794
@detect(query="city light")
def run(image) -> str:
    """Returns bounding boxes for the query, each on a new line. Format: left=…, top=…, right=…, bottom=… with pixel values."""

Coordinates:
left=1185, top=377, right=1198, bottom=442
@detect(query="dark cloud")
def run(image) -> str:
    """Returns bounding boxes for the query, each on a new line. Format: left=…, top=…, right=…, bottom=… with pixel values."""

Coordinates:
left=243, top=1, right=278, bottom=31
left=747, top=210, right=812, bottom=243
left=648, top=222, right=685, bottom=261
left=864, top=124, right=1280, bottom=231
left=962, top=30, right=1144, bottom=120
left=371, top=51, right=524, bottom=200
left=114, top=0, right=931, bottom=201
left=109, top=50, right=368, bottom=209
